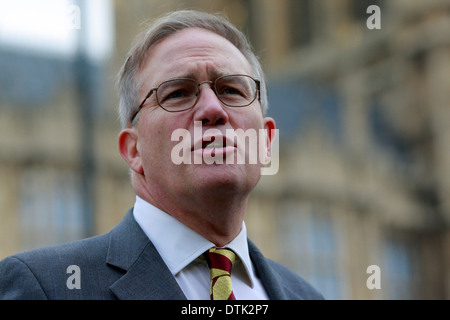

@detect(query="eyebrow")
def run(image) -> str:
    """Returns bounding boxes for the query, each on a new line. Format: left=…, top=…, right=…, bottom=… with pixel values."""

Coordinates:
left=173, top=68, right=229, bottom=81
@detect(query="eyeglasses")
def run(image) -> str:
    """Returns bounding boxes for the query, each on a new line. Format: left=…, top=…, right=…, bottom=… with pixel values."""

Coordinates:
left=130, top=74, right=260, bottom=122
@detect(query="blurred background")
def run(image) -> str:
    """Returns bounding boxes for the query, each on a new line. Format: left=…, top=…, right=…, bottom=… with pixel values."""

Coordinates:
left=1, top=0, right=450, bottom=299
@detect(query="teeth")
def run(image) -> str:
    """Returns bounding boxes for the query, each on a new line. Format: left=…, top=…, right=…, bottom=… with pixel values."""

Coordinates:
left=205, top=141, right=224, bottom=149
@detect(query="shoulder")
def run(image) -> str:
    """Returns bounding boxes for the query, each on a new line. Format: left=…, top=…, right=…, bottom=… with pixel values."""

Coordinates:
left=265, top=258, right=325, bottom=300
left=0, top=233, right=113, bottom=299
left=247, top=239, right=324, bottom=300
left=0, top=209, right=146, bottom=299
left=6, top=232, right=110, bottom=269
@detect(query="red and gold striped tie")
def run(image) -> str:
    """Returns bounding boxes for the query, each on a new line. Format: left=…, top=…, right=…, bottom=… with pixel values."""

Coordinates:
left=204, top=247, right=236, bottom=300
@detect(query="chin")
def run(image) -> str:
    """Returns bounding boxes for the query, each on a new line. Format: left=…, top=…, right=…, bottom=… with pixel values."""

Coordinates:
left=191, top=164, right=261, bottom=194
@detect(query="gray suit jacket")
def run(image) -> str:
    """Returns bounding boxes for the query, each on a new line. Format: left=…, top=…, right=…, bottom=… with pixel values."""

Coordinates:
left=0, top=209, right=324, bottom=300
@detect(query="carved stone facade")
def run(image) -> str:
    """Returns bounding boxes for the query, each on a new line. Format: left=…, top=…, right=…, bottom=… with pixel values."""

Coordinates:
left=1, top=0, right=449, bottom=299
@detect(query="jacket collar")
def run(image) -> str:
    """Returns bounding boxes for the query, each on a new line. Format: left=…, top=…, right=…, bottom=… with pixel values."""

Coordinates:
left=106, top=209, right=186, bottom=300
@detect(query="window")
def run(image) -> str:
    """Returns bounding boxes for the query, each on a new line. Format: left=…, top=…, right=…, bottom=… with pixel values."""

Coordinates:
left=382, top=236, right=421, bottom=299
left=267, top=81, right=343, bottom=143
left=278, top=201, right=348, bottom=299
left=287, top=0, right=313, bottom=47
left=19, top=166, right=85, bottom=250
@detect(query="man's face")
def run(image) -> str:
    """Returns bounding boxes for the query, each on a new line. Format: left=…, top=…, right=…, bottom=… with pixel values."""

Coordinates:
left=123, top=28, right=275, bottom=204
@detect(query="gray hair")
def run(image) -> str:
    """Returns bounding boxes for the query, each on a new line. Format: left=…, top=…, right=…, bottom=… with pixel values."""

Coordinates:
left=117, top=10, right=268, bottom=128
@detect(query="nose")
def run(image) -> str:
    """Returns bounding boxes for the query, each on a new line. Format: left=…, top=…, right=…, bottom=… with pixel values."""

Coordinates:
left=193, top=81, right=229, bottom=126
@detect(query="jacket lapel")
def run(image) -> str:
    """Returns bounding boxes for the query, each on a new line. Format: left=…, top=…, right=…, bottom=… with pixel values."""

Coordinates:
left=106, top=209, right=186, bottom=300
left=248, top=238, right=295, bottom=300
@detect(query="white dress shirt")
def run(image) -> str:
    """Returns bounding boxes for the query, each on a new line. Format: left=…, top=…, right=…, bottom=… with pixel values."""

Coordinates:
left=133, top=196, right=269, bottom=300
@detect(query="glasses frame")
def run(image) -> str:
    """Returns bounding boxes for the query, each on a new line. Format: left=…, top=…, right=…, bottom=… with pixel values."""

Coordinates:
left=130, top=74, right=260, bottom=123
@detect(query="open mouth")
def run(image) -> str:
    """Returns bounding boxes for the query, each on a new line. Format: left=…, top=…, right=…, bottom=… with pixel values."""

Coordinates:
left=192, top=134, right=237, bottom=151
left=191, top=134, right=238, bottom=160
left=203, top=136, right=225, bottom=149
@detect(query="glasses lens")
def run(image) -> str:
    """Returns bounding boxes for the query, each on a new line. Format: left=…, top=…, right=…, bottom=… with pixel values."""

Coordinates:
left=215, top=75, right=257, bottom=107
left=157, top=79, right=198, bottom=111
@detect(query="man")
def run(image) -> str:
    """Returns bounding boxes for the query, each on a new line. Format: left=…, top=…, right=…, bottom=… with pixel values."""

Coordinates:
left=0, top=10, right=323, bottom=300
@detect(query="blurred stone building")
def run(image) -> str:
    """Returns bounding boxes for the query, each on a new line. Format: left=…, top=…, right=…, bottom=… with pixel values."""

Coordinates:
left=1, top=0, right=449, bottom=299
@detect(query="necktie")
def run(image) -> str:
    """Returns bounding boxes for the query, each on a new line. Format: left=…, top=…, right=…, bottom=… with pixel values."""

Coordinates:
left=204, top=247, right=236, bottom=300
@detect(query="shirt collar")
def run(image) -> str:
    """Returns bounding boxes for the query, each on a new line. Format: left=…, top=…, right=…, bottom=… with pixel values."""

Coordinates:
left=132, top=196, right=256, bottom=287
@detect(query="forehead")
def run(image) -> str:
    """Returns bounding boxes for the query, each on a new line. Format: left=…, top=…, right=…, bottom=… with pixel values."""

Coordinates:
left=137, top=28, right=253, bottom=85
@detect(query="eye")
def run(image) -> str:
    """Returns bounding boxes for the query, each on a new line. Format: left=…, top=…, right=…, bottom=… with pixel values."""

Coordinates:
left=166, top=89, right=188, bottom=100
left=158, top=80, right=196, bottom=104
left=216, top=76, right=253, bottom=100
left=221, top=86, right=244, bottom=96
left=158, top=89, right=188, bottom=105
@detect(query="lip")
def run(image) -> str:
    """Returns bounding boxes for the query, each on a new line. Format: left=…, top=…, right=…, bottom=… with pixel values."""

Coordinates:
left=195, top=145, right=237, bottom=159
left=191, top=133, right=238, bottom=152
left=191, top=132, right=240, bottom=162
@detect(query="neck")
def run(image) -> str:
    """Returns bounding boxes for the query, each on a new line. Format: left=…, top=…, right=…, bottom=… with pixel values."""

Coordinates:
left=134, top=177, right=249, bottom=247
left=171, top=192, right=249, bottom=247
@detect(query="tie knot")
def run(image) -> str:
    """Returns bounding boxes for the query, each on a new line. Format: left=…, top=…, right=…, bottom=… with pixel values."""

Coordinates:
left=204, top=247, right=236, bottom=275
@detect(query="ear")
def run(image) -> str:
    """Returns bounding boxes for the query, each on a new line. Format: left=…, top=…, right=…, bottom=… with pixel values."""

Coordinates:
left=263, top=117, right=276, bottom=160
left=118, top=128, right=144, bottom=175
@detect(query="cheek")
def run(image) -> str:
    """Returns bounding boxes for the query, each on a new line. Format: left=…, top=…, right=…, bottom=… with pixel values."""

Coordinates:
left=233, top=116, right=264, bottom=135
left=231, top=105, right=264, bottom=127
left=138, top=117, right=188, bottom=165
left=140, top=129, right=168, bottom=155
